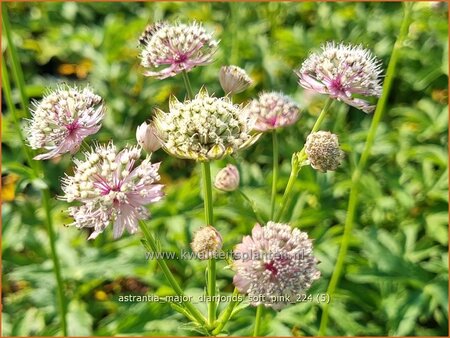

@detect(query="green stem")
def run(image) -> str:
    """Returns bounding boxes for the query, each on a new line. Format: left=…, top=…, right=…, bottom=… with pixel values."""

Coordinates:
left=253, top=304, right=264, bottom=336
left=318, top=3, right=414, bottom=335
left=212, top=288, right=240, bottom=335
left=2, top=8, right=68, bottom=334
left=139, top=221, right=208, bottom=328
left=182, top=70, right=195, bottom=99
left=201, top=162, right=216, bottom=326
left=1, top=58, right=35, bottom=171
left=2, top=4, right=29, bottom=113
left=270, top=131, right=279, bottom=220
left=42, top=189, right=68, bottom=336
left=274, top=98, right=333, bottom=222
left=237, top=190, right=265, bottom=224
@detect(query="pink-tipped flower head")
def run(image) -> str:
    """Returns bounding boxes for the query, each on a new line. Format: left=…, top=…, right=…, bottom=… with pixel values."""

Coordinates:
left=139, top=21, right=219, bottom=79
left=219, top=65, right=253, bottom=95
left=214, top=164, right=240, bottom=192
left=246, top=92, right=300, bottom=132
left=26, top=85, right=105, bottom=160
left=233, top=222, right=320, bottom=310
left=136, top=121, right=162, bottom=153
left=295, top=42, right=383, bottom=113
left=153, top=87, right=259, bottom=161
left=61, top=142, right=164, bottom=240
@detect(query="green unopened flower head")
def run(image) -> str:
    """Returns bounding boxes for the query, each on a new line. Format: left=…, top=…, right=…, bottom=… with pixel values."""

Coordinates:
left=305, top=131, right=344, bottom=172
left=153, top=88, right=259, bottom=161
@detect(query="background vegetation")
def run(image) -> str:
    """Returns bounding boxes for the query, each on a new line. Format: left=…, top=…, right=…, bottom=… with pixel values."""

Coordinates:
left=2, top=1, right=448, bottom=336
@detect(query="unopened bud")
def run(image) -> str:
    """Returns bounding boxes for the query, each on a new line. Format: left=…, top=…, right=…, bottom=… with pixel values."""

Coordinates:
left=136, top=122, right=161, bottom=153
left=214, top=164, right=240, bottom=191
left=305, top=131, right=344, bottom=172
left=219, top=65, right=253, bottom=95
left=191, top=226, right=223, bottom=259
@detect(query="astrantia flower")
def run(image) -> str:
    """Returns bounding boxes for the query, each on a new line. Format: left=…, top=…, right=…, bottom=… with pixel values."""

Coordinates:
left=153, top=88, right=259, bottom=161
left=214, top=164, right=240, bottom=192
left=26, top=85, right=104, bottom=160
left=139, top=21, right=219, bottom=79
left=219, top=65, right=253, bottom=95
left=61, top=143, right=164, bottom=239
left=233, top=222, right=320, bottom=310
left=305, top=131, right=344, bottom=172
left=295, top=42, right=383, bottom=113
left=246, top=92, right=300, bottom=132
left=191, top=226, right=223, bottom=260
left=136, top=121, right=162, bottom=153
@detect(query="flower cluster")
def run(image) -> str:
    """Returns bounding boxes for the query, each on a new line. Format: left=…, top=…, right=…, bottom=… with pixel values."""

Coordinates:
left=191, top=226, right=223, bottom=259
left=219, top=65, right=253, bottom=95
left=305, top=131, right=344, bottom=172
left=26, top=85, right=105, bottom=160
left=246, top=92, right=300, bottom=132
left=139, top=21, right=219, bottom=79
left=296, top=42, right=383, bottom=113
left=153, top=88, right=258, bottom=161
left=61, top=143, right=164, bottom=239
left=233, top=222, right=320, bottom=310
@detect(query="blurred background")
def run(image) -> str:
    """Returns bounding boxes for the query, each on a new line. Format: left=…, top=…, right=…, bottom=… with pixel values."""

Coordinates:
left=2, top=1, right=448, bottom=336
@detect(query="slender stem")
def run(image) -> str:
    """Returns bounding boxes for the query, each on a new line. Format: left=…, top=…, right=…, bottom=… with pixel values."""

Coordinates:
left=212, top=288, right=240, bottom=335
left=42, top=189, right=68, bottom=336
left=138, top=221, right=208, bottom=327
left=253, top=304, right=264, bottom=336
left=275, top=98, right=333, bottom=222
left=202, top=162, right=214, bottom=226
left=237, top=190, right=265, bottom=224
left=2, top=5, right=29, bottom=113
left=318, top=4, right=414, bottom=335
left=2, top=9, right=68, bottom=334
left=270, top=131, right=279, bottom=220
left=181, top=70, right=194, bottom=99
left=310, top=97, right=333, bottom=134
left=201, top=162, right=216, bottom=326
left=1, top=58, right=35, bottom=170
left=274, top=157, right=299, bottom=222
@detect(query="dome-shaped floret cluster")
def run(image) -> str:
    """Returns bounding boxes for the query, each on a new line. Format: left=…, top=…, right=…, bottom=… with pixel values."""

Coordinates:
left=191, top=226, right=223, bottom=259
left=246, top=92, right=300, bottom=132
left=61, top=142, right=164, bottom=240
left=219, top=65, right=253, bottom=95
left=153, top=88, right=258, bottom=161
left=296, top=42, right=383, bottom=113
left=233, top=222, right=320, bottom=310
left=305, top=131, right=344, bottom=172
left=26, top=85, right=104, bottom=160
left=139, top=21, right=219, bottom=79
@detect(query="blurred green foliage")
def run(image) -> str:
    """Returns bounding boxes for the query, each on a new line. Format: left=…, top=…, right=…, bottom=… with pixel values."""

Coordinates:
left=2, top=1, right=448, bottom=336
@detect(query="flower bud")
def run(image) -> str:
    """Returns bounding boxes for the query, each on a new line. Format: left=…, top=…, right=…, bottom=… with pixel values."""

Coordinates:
left=305, top=131, right=344, bottom=172
left=136, top=122, right=161, bottom=153
left=191, top=226, right=223, bottom=259
left=219, top=65, right=253, bottom=95
left=214, top=164, right=240, bottom=191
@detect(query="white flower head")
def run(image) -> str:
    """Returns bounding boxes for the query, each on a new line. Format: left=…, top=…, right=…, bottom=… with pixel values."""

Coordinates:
left=26, top=84, right=105, bottom=160
left=153, top=87, right=260, bottom=161
left=296, top=42, right=383, bottom=113
left=61, top=142, right=164, bottom=239
left=139, top=21, right=219, bottom=79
